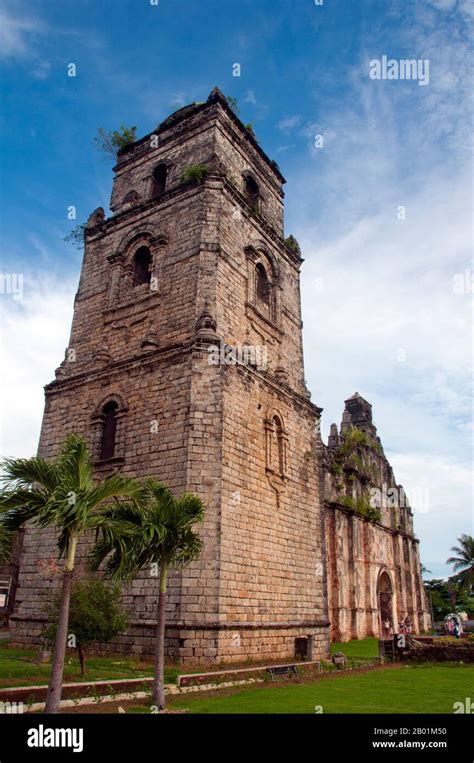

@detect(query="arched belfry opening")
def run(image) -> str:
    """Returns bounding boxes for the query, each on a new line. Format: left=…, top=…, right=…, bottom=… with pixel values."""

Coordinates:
left=132, top=246, right=152, bottom=287
left=152, top=163, right=168, bottom=197
left=244, top=174, right=260, bottom=210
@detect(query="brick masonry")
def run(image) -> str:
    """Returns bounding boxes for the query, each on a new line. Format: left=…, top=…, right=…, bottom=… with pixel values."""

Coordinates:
left=9, top=89, right=430, bottom=663
left=321, top=393, right=431, bottom=641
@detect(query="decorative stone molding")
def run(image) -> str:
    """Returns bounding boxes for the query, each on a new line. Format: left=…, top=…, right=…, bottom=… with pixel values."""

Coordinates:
left=92, top=348, right=112, bottom=368
left=193, top=305, right=219, bottom=344
left=141, top=329, right=160, bottom=351
left=264, top=410, right=289, bottom=494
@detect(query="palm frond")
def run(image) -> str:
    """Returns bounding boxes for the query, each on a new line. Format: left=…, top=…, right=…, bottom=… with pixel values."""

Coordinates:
left=175, top=492, right=205, bottom=525
left=0, top=456, right=59, bottom=492
left=446, top=535, right=474, bottom=571
left=87, top=475, right=145, bottom=511
left=0, top=505, right=41, bottom=531
left=0, top=521, right=14, bottom=563
left=89, top=479, right=205, bottom=581
left=0, top=488, right=49, bottom=515
left=446, top=555, right=470, bottom=571
left=56, top=434, right=94, bottom=492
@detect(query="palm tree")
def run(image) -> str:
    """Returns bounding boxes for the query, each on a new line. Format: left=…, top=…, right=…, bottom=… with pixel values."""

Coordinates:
left=446, top=534, right=474, bottom=593
left=90, top=479, right=204, bottom=710
left=0, top=434, right=143, bottom=713
left=0, top=521, right=13, bottom=564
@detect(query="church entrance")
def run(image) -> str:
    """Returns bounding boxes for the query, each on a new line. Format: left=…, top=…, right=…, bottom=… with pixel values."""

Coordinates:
left=377, top=570, right=393, bottom=637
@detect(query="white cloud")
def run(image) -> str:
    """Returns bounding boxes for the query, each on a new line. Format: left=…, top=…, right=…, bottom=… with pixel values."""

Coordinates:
left=0, top=6, right=46, bottom=60
left=0, top=274, right=76, bottom=459
left=427, top=0, right=457, bottom=10
left=278, top=115, right=301, bottom=132
left=290, top=6, right=473, bottom=572
left=390, top=451, right=473, bottom=577
left=31, top=60, right=51, bottom=80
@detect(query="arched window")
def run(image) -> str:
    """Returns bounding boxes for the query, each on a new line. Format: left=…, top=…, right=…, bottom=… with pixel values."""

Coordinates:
left=256, top=263, right=270, bottom=306
left=133, top=246, right=152, bottom=287
left=272, top=415, right=285, bottom=475
left=377, top=570, right=393, bottom=634
left=100, top=401, right=118, bottom=459
left=244, top=175, right=260, bottom=210
left=152, top=164, right=168, bottom=197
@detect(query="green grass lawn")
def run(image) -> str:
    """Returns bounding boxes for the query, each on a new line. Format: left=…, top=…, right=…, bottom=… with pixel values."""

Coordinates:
left=0, top=643, right=179, bottom=687
left=3, top=636, right=471, bottom=716
left=330, top=637, right=379, bottom=658
left=0, top=638, right=377, bottom=689
left=156, top=665, right=473, bottom=714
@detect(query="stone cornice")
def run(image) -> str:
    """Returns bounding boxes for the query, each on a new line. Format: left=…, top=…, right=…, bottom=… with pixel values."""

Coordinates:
left=10, top=614, right=331, bottom=630
left=324, top=500, right=419, bottom=542
left=44, top=341, right=191, bottom=395
left=115, top=89, right=286, bottom=186
left=132, top=619, right=331, bottom=630
left=85, top=175, right=301, bottom=271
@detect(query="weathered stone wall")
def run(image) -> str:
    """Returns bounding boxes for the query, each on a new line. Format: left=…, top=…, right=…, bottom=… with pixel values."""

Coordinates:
left=10, top=89, right=429, bottom=660
left=11, top=89, right=329, bottom=663
left=323, top=394, right=431, bottom=641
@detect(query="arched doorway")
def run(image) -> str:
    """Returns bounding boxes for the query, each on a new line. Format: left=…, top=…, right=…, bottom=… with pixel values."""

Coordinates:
left=377, top=570, right=393, bottom=636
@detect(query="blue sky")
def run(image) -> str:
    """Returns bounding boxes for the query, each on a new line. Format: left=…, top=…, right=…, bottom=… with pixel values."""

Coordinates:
left=0, top=0, right=472, bottom=577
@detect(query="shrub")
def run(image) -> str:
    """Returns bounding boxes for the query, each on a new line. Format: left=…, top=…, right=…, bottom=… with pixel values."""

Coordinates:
left=341, top=495, right=381, bottom=522
left=94, top=125, right=137, bottom=160
left=181, top=164, right=208, bottom=185
left=285, top=235, right=301, bottom=254
left=64, top=223, right=86, bottom=250
left=43, top=577, right=128, bottom=675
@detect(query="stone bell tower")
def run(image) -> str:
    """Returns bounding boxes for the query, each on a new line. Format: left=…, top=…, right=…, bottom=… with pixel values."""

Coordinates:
left=12, top=88, right=330, bottom=663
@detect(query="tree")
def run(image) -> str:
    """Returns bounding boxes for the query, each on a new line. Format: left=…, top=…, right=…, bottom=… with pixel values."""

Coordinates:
left=0, top=434, right=143, bottom=713
left=44, top=577, right=128, bottom=675
left=225, top=95, right=239, bottom=115
left=0, top=520, right=13, bottom=564
left=423, top=578, right=473, bottom=619
left=94, top=125, right=137, bottom=161
left=90, top=479, right=204, bottom=710
left=64, top=223, right=86, bottom=250
left=447, top=534, right=474, bottom=593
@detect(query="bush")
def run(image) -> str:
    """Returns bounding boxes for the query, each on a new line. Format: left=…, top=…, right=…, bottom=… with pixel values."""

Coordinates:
left=180, top=164, right=208, bottom=185
left=64, top=223, right=86, bottom=250
left=94, top=125, right=137, bottom=160
left=285, top=235, right=301, bottom=254
left=341, top=495, right=381, bottom=522
left=43, top=577, right=128, bottom=674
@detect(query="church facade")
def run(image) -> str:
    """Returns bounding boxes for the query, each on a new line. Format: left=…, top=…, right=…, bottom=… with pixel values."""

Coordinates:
left=8, top=89, right=431, bottom=663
